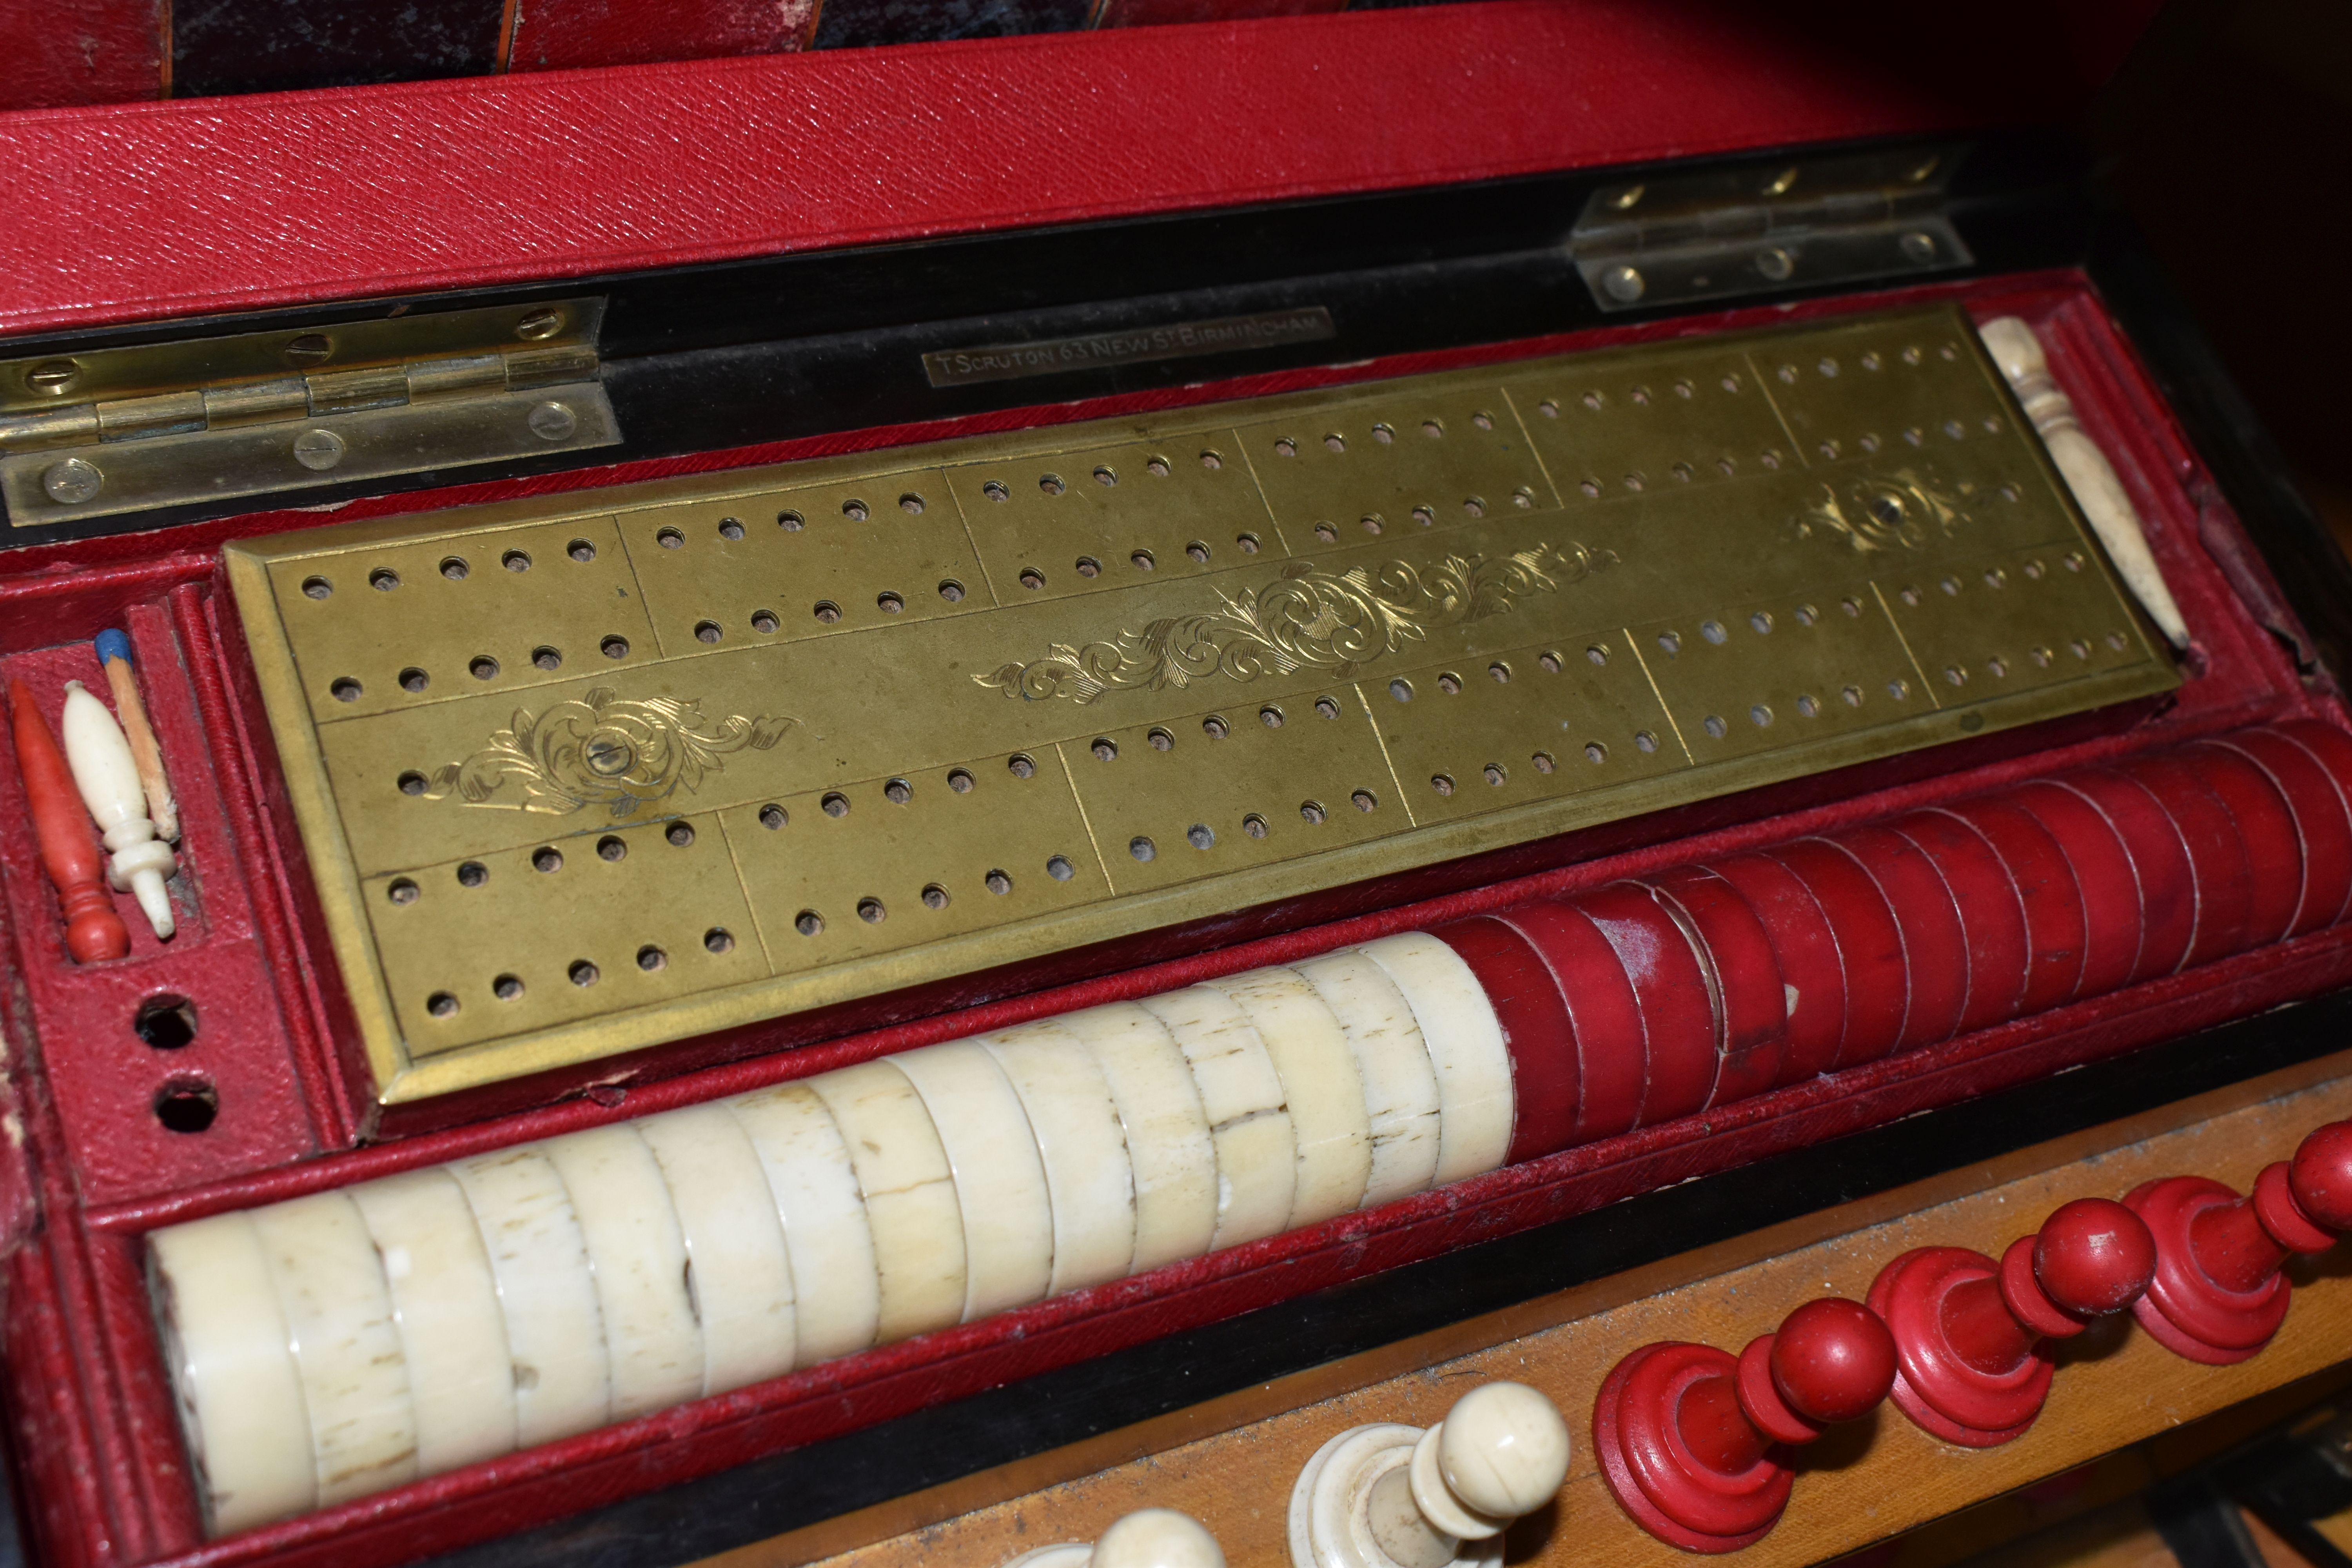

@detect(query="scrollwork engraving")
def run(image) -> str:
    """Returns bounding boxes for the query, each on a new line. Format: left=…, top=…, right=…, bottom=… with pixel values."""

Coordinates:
left=1797, top=468, right=1969, bottom=554
left=973, top=541, right=1612, bottom=705
left=424, top=686, right=794, bottom=817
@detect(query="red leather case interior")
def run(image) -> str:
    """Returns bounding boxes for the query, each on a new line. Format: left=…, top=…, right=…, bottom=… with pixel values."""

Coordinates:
left=0, top=7, right=2323, bottom=1568
left=0, top=266, right=2336, bottom=1568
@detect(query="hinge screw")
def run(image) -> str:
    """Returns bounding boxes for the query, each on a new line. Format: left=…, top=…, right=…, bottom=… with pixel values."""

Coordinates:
left=1608, top=185, right=1644, bottom=211
left=1906, top=155, right=1941, bottom=183
left=1756, top=247, right=1796, bottom=282
left=25, top=359, right=81, bottom=397
left=528, top=401, right=578, bottom=441
left=40, top=457, right=102, bottom=504
left=1900, top=231, right=1940, bottom=264
left=1762, top=167, right=1800, bottom=197
left=293, top=428, right=347, bottom=471
left=284, top=334, right=334, bottom=368
left=516, top=309, right=566, bottom=341
left=1601, top=265, right=1646, bottom=304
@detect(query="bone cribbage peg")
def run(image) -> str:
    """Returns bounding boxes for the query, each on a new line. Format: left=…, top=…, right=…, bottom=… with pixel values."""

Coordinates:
left=1977, top=316, right=2190, bottom=649
left=94, top=628, right=178, bottom=842
left=60, top=679, right=178, bottom=940
left=7, top=678, right=130, bottom=962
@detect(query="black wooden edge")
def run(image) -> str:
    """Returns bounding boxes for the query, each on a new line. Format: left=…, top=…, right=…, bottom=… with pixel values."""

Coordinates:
left=2083, top=215, right=2352, bottom=688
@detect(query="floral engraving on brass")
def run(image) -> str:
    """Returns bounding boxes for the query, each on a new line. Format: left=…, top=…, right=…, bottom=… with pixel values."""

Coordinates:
left=422, top=687, right=795, bottom=818
left=973, top=542, right=1609, bottom=704
left=1800, top=469, right=1967, bottom=553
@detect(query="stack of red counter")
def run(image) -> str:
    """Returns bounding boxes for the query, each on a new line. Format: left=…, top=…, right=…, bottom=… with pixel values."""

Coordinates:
left=1448, top=722, right=2352, bottom=1165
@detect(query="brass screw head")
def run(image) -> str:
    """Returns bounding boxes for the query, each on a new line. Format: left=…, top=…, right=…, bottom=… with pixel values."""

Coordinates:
left=293, top=428, right=347, bottom=471
left=516, top=309, right=566, bottom=341
left=40, top=457, right=102, bottom=504
left=284, top=333, right=334, bottom=367
left=1601, top=264, right=1646, bottom=303
left=528, top=401, right=578, bottom=441
left=25, top=359, right=81, bottom=396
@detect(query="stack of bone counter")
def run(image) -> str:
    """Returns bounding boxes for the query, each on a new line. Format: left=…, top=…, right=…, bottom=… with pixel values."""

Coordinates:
left=154, top=720, right=2352, bottom=1535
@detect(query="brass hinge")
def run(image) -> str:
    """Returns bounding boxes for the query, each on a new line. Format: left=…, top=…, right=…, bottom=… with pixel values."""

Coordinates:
left=0, top=299, right=619, bottom=526
left=1570, top=144, right=1973, bottom=312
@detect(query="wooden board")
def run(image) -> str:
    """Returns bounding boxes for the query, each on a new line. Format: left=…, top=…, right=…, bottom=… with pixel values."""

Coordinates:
left=695, top=1050, right=2352, bottom=1568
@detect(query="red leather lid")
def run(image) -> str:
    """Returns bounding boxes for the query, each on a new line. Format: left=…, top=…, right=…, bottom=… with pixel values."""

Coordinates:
left=0, top=0, right=2165, bottom=336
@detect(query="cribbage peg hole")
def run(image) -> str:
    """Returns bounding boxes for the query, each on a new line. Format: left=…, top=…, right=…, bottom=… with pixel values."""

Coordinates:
left=152, top=1076, right=218, bottom=1134
left=133, top=994, right=197, bottom=1050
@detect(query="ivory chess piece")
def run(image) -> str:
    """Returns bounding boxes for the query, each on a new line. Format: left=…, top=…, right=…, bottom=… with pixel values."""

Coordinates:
left=7, top=678, right=130, bottom=962
left=1978, top=315, right=2189, bottom=648
left=94, top=628, right=178, bottom=842
left=1290, top=1381, right=1571, bottom=1568
left=61, top=679, right=178, bottom=939
left=1003, top=1506, right=1227, bottom=1568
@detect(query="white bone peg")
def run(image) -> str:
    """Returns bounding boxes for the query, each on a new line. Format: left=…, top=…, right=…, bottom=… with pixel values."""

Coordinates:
left=1290, top=1381, right=1570, bottom=1568
left=60, top=680, right=176, bottom=939
left=1977, top=316, right=2190, bottom=650
left=1003, top=1506, right=1227, bottom=1568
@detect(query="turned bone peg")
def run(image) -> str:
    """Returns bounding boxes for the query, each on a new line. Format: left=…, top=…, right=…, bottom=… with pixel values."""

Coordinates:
left=1594, top=1297, right=1897, bottom=1552
left=1290, top=1381, right=1571, bottom=1568
left=1976, top=315, right=2189, bottom=649
left=94, top=628, right=178, bottom=843
left=61, top=680, right=178, bottom=940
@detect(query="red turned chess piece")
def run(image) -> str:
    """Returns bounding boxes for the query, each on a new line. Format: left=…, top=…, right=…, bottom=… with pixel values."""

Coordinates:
left=7, top=679, right=129, bottom=963
left=1869, top=1198, right=2157, bottom=1447
left=2127, top=1120, right=2352, bottom=1365
left=1595, top=1297, right=1897, bottom=1552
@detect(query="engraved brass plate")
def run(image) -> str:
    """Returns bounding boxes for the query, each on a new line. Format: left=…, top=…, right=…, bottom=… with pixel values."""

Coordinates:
left=225, top=305, right=2178, bottom=1105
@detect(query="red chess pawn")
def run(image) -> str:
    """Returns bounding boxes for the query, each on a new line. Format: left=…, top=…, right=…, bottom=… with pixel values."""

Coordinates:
left=2127, top=1120, right=2352, bottom=1365
left=7, top=679, right=129, bottom=963
left=1595, top=1297, right=1897, bottom=1552
left=1868, top=1198, right=2157, bottom=1447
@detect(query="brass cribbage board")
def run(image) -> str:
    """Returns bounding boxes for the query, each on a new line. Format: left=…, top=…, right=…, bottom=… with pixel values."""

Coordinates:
left=226, top=305, right=2178, bottom=1104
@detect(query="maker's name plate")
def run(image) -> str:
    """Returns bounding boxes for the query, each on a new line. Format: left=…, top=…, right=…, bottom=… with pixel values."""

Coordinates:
left=226, top=305, right=2176, bottom=1105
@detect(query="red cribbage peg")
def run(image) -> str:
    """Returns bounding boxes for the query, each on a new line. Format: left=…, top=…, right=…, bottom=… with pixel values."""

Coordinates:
left=1868, top=1198, right=2157, bottom=1447
left=2127, top=1119, right=2352, bottom=1365
left=7, top=679, right=131, bottom=962
left=1595, top=1297, right=1897, bottom=1552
